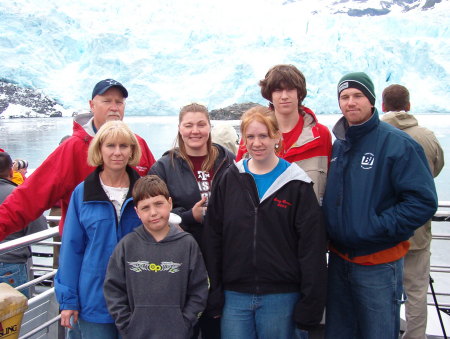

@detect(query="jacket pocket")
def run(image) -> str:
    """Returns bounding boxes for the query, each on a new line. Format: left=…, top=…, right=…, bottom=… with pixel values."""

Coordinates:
left=124, top=305, right=189, bottom=339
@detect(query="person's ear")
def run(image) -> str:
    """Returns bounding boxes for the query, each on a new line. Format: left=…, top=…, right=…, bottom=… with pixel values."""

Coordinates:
left=89, top=99, right=95, bottom=112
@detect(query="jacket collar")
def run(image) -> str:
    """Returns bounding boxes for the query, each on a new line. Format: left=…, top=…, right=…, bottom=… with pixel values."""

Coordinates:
left=0, top=178, right=17, bottom=187
left=333, top=108, right=380, bottom=142
left=83, top=165, right=140, bottom=202
left=164, top=143, right=232, bottom=171
left=234, top=159, right=311, bottom=202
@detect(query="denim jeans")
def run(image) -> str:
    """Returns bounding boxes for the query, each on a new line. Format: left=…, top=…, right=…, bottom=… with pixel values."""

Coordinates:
left=77, top=318, right=120, bottom=339
left=0, top=262, right=29, bottom=297
left=325, top=252, right=404, bottom=339
left=221, top=290, right=306, bottom=339
left=67, top=320, right=82, bottom=339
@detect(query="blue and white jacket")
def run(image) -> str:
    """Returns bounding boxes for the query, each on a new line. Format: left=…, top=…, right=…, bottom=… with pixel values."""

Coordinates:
left=55, top=166, right=141, bottom=323
left=323, top=109, right=438, bottom=258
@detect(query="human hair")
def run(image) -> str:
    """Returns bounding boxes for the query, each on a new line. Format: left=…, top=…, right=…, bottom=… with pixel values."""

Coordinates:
left=240, top=105, right=283, bottom=155
left=12, top=159, right=28, bottom=171
left=0, top=152, right=13, bottom=178
left=59, top=135, right=71, bottom=145
left=174, top=103, right=218, bottom=172
left=382, top=84, right=410, bottom=112
left=88, top=120, right=141, bottom=167
left=259, top=64, right=307, bottom=110
left=132, top=175, right=170, bottom=207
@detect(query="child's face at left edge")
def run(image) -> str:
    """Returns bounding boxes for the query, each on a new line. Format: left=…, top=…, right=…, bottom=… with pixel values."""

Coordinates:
left=135, top=195, right=172, bottom=237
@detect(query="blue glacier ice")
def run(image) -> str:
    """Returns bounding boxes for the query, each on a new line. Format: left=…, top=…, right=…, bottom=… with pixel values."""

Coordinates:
left=0, top=0, right=449, bottom=115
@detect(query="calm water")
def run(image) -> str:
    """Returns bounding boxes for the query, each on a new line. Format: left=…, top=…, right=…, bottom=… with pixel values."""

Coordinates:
left=1, top=114, right=449, bottom=198
left=1, top=114, right=449, bottom=333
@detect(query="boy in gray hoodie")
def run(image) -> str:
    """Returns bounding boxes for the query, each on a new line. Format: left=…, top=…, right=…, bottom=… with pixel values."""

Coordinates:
left=104, top=175, right=209, bottom=339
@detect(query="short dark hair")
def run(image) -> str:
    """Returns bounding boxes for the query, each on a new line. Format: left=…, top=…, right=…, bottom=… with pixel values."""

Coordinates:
left=259, top=64, right=307, bottom=110
left=132, top=175, right=170, bottom=207
left=382, top=84, right=410, bottom=112
left=0, top=152, right=13, bottom=178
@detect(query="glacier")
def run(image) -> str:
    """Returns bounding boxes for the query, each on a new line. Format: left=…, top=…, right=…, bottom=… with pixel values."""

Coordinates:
left=0, top=0, right=449, bottom=115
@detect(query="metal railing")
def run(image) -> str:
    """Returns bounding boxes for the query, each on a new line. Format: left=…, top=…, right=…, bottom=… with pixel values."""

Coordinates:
left=0, top=206, right=449, bottom=339
left=429, top=201, right=450, bottom=308
left=0, top=219, right=62, bottom=339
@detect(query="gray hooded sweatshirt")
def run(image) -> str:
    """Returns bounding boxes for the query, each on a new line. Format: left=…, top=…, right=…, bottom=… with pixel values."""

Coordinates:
left=104, top=223, right=209, bottom=339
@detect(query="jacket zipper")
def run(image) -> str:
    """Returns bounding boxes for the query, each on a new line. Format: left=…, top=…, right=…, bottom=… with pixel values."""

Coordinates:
left=253, top=205, right=259, bottom=294
left=242, top=172, right=260, bottom=294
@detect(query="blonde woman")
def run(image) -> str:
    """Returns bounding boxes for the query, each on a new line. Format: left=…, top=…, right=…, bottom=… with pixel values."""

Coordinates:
left=55, top=121, right=142, bottom=338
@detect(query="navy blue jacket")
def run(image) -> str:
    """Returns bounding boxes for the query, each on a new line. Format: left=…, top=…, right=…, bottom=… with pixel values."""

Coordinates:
left=323, top=110, right=438, bottom=258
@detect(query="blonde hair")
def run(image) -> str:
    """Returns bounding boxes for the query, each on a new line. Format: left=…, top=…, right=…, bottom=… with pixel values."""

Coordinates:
left=88, top=120, right=141, bottom=167
left=240, top=105, right=283, bottom=156
left=174, top=103, right=218, bottom=172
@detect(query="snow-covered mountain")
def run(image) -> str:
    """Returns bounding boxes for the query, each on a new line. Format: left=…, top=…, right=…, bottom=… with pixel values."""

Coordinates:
left=0, top=0, right=449, bottom=115
left=284, top=0, right=444, bottom=16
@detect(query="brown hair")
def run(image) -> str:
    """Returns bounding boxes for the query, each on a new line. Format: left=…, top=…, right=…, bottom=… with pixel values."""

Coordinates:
left=240, top=105, right=283, bottom=155
left=132, top=175, right=170, bottom=206
left=88, top=120, right=141, bottom=167
left=382, top=84, right=410, bottom=112
left=174, top=103, right=218, bottom=172
left=259, top=64, right=307, bottom=110
left=0, top=152, right=13, bottom=178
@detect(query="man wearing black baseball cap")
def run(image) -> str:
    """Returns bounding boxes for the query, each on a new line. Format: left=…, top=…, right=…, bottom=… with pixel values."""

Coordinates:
left=0, top=79, right=156, bottom=241
left=322, top=72, right=438, bottom=339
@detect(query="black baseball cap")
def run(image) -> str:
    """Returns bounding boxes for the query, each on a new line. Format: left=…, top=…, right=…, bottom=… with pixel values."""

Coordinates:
left=91, top=79, right=128, bottom=99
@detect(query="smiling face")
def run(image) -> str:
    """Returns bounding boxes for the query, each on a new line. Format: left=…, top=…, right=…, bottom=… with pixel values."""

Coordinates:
left=135, top=195, right=172, bottom=240
left=271, top=86, right=299, bottom=116
left=100, top=135, right=132, bottom=172
left=244, top=120, right=279, bottom=163
left=339, top=88, right=374, bottom=126
left=90, top=87, right=126, bottom=130
left=178, top=111, right=211, bottom=156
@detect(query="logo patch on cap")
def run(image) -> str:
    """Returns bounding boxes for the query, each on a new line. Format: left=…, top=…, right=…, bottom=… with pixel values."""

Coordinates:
left=105, top=79, right=120, bottom=86
left=338, top=82, right=349, bottom=93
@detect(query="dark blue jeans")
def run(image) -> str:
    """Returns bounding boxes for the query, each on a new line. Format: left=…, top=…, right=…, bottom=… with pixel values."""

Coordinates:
left=77, top=319, right=120, bottom=339
left=325, top=252, right=404, bottom=339
left=0, top=262, right=29, bottom=297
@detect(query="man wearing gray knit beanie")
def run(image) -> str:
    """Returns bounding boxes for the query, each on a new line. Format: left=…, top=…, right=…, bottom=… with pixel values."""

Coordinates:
left=322, top=72, right=438, bottom=338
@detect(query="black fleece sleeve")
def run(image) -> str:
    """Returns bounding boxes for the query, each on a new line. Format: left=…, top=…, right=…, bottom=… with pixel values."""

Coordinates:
left=294, top=182, right=328, bottom=329
left=201, top=175, right=226, bottom=317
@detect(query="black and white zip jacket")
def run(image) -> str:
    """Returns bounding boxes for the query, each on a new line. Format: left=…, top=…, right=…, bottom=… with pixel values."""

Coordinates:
left=202, top=159, right=328, bottom=329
